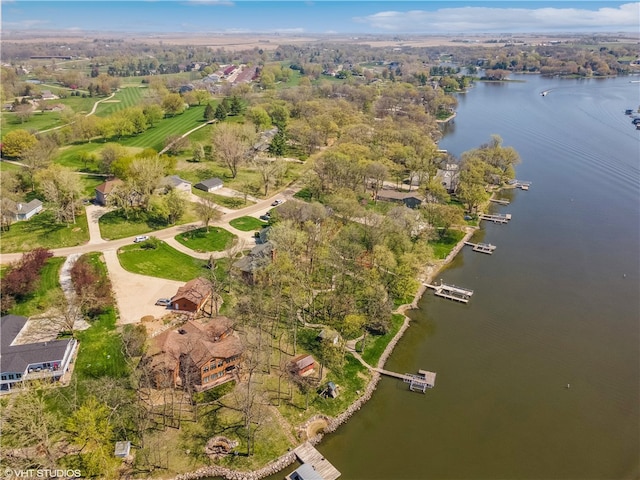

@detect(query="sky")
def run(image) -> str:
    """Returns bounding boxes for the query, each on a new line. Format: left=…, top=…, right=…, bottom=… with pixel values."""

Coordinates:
left=1, top=1, right=639, bottom=34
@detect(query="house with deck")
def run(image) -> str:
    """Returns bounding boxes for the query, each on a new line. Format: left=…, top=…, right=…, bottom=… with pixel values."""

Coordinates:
left=143, top=316, right=243, bottom=391
left=1, top=315, right=78, bottom=391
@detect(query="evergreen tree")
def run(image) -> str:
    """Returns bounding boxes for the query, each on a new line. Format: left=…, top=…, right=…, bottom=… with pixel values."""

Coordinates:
left=215, top=103, right=228, bottom=121
left=229, top=96, right=244, bottom=116
left=204, top=103, right=215, bottom=121
left=268, top=130, right=287, bottom=157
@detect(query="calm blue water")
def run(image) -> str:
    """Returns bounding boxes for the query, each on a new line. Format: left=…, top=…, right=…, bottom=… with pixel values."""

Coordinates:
left=314, top=75, right=640, bottom=479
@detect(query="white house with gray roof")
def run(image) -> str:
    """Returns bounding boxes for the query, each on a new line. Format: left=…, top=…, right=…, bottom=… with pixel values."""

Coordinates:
left=162, top=175, right=192, bottom=193
left=1, top=315, right=78, bottom=392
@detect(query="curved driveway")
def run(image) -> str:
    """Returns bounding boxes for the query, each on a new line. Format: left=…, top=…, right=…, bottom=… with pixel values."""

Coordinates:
left=0, top=188, right=297, bottom=325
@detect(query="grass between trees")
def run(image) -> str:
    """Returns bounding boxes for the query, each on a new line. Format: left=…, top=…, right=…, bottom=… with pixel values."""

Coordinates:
left=0, top=210, right=90, bottom=253
left=117, top=240, right=208, bottom=281
left=175, top=226, right=237, bottom=252
left=429, top=229, right=466, bottom=259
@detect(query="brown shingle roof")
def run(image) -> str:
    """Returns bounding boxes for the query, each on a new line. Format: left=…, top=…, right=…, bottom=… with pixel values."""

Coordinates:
left=95, top=178, right=123, bottom=194
left=171, top=277, right=211, bottom=307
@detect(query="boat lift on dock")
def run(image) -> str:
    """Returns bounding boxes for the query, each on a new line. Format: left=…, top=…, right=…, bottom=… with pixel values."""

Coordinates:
left=515, top=180, right=532, bottom=191
left=424, top=280, right=474, bottom=303
left=464, top=241, right=497, bottom=254
left=479, top=213, right=511, bottom=224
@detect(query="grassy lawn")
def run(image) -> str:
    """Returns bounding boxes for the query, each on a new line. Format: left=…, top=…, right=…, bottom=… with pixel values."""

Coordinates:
left=98, top=206, right=198, bottom=240
left=0, top=111, right=64, bottom=138
left=175, top=227, right=236, bottom=252
left=0, top=210, right=90, bottom=253
left=94, top=86, right=147, bottom=116
left=118, top=241, right=208, bottom=281
left=56, top=142, right=142, bottom=173
left=119, top=105, right=207, bottom=152
left=74, top=306, right=128, bottom=380
left=45, top=94, right=100, bottom=115
left=191, top=188, right=255, bottom=209
left=9, top=257, right=65, bottom=317
left=429, top=228, right=466, bottom=259
left=228, top=216, right=267, bottom=231
left=358, top=314, right=405, bottom=367
left=78, top=174, right=108, bottom=197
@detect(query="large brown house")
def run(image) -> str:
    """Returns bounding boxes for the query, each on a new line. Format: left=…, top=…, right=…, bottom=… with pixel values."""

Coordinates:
left=143, top=316, right=243, bottom=392
left=171, top=277, right=211, bottom=313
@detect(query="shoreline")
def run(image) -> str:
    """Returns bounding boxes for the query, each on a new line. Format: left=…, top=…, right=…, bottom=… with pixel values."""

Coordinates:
left=172, top=224, right=479, bottom=480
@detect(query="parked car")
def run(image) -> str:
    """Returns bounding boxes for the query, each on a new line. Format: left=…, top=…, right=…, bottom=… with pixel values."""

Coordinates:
left=259, top=213, right=271, bottom=221
left=155, top=298, right=171, bottom=307
left=134, top=235, right=150, bottom=243
left=271, top=199, right=284, bottom=206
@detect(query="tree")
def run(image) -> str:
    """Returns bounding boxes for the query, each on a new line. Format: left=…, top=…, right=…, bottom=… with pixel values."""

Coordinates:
left=229, top=95, right=244, bottom=115
left=204, top=102, right=215, bottom=121
left=163, top=189, right=187, bottom=225
left=214, top=102, right=228, bottom=121
left=142, top=103, right=164, bottom=127
left=37, top=165, right=83, bottom=224
left=211, top=123, right=255, bottom=178
left=161, top=93, right=185, bottom=117
left=99, top=143, right=126, bottom=174
left=21, top=135, right=58, bottom=190
left=253, top=157, right=284, bottom=197
left=246, top=106, right=271, bottom=131
left=1, top=129, right=37, bottom=158
left=195, top=197, right=222, bottom=232
left=268, top=130, right=287, bottom=157
left=14, top=103, right=33, bottom=123
left=66, top=396, right=119, bottom=477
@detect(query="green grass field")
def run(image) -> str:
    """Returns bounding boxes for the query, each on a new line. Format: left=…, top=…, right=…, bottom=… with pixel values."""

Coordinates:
left=359, top=314, right=405, bottom=367
left=175, top=226, right=236, bottom=252
left=0, top=210, right=90, bottom=253
left=191, top=188, right=255, bottom=209
left=0, top=112, right=64, bottom=138
left=98, top=206, right=198, bottom=240
left=429, top=228, right=465, bottom=259
left=94, top=86, right=147, bottom=117
left=228, top=216, right=267, bottom=231
left=119, top=105, right=207, bottom=152
left=55, top=142, right=142, bottom=173
left=9, top=257, right=65, bottom=317
left=118, top=240, right=208, bottom=281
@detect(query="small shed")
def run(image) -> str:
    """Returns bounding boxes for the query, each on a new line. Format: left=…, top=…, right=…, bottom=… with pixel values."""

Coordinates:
left=194, top=178, right=224, bottom=193
left=114, top=441, right=131, bottom=458
left=317, top=328, right=340, bottom=346
left=291, top=354, right=315, bottom=376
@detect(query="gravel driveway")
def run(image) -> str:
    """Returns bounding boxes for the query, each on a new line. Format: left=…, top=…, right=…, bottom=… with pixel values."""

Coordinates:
left=102, top=249, right=185, bottom=325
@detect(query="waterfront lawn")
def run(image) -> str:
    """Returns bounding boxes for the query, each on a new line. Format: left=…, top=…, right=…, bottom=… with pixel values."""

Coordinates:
left=98, top=207, right=198, bottom=240
left=228, top=216, right=267, bottom=232
left=358, top=314, right=405, bottom=367
left=9, top=257, right=65, bottom=318
left=0, top=210, right=90, bottom=253
left=429, top=228, right=465, bottom=259
left=175, top=227, right=236, bottom=252
left=118, top=241, right=207, bottom=281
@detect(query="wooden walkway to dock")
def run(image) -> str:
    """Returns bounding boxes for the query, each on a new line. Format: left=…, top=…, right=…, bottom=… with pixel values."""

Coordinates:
left=374, top=368, right=436, bottom=393
left=424, top=281, right=474, bottom=303
left=289, top=442, right=341, bottom=480
left=479, top=213, right=511, bottom=224
left=464, top=241, right=496, bottom=254
left=490, top=198, right=510, bottom=205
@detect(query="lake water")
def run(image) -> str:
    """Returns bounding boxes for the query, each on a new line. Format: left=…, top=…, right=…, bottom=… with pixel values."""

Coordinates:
left=310, top=75, right=640, bottom=479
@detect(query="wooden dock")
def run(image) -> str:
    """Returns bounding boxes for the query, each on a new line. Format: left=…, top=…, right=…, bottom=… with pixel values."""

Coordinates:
left=288, top=442, right=341, bottom=480
left=464, top=241, right=496, bottom=254
left=374, top=368, right=436, bottom=393
left=479, top=213, right=511, bottom=224
left=424, top=281, right=474, bottom=303
left=490, top=198, right=510, bottom=205
left=514, top=180, right=532, bottom=191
